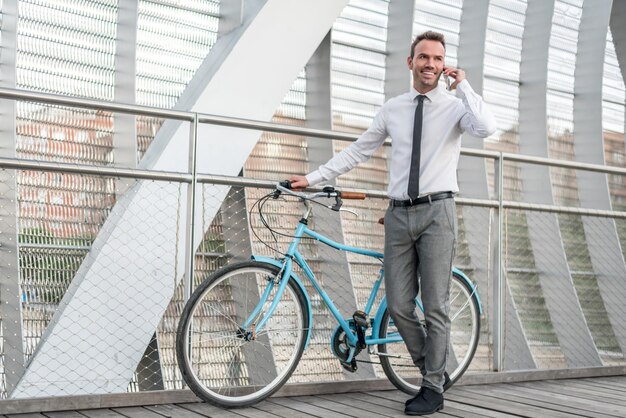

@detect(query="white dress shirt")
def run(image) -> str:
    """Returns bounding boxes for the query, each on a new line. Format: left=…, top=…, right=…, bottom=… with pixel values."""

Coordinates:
left=306, top=80, right=497, bottom=200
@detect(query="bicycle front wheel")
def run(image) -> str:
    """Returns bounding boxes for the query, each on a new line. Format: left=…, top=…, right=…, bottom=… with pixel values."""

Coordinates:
left=176, top=261, right=309, bottom=408
left=378, top=271, right=480, bottom=394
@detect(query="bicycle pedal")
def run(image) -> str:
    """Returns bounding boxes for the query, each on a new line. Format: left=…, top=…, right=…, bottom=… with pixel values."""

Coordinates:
left=340, top=360, right=358, bottom=373
left=352, top=310, right=369, bottom=328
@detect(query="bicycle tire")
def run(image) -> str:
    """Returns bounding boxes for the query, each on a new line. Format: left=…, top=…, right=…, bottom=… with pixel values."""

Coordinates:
left=377, top=271, right=481, bottom=394
left=176, top=261, right=310, bottom=408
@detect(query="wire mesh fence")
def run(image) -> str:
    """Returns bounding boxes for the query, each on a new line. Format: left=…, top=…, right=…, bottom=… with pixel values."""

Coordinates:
left=2, top=159, right=625, bottom=398
left=2, top=157, right=623, bottom=402
left=1, top=168, right=188, bottom=398
left=0, top=163, right=489, bottom=399
left=0, top=106, right=624, bottom=403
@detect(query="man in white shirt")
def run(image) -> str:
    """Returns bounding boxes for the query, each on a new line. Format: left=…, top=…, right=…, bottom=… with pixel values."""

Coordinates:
left=290, top=31, right=496, bottom=415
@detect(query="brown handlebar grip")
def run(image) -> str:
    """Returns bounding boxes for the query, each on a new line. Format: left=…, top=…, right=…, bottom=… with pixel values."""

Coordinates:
left=340, top=191, right=366, bottom=200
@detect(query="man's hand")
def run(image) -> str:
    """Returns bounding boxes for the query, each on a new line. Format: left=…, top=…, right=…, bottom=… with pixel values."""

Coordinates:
left=443, top=66, right=465, bottom=90
left=289, top=175, right=309, bottom=190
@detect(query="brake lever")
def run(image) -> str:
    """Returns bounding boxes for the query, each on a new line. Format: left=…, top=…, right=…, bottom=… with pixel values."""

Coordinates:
left=331, top=195, right=342, bottom=211
left=338, top=207, right=358, bottom=217
left=273, top=180, right=292, bottom=199
left=326, top=201, right=358, bottom=217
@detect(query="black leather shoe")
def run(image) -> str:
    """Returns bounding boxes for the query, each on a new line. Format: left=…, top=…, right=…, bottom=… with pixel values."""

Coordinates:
left=404, top=372, right=451, bottom=407
left=404, top=386, right=444, bottom=416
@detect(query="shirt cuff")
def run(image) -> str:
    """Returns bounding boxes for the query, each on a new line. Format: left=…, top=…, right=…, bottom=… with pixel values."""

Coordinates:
left=305, top=171, right=324, bottom=186
left=455, top=79, right=473, bottom=97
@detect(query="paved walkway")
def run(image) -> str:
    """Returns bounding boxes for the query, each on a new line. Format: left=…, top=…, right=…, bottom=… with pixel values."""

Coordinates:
left=4, top=375, right=626, bottom=417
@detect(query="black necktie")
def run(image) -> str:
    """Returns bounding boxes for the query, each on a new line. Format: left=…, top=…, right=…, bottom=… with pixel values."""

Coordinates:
left=408, top=95, right=426, bottom=200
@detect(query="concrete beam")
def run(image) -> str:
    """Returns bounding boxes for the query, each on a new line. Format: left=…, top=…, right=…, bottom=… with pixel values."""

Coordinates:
left=609, top=0, right=626, bottom=102
left=11, top=0, right=350, bottom=397
left=573, top=0, right=626, bottom=357
left=520, top=0, right=601, bottom=367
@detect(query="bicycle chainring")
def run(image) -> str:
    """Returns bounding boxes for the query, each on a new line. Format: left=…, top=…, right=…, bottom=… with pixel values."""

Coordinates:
left=330, top=320, right=363, bottom=366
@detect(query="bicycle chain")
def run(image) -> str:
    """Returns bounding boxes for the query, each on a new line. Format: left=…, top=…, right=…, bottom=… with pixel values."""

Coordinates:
left=356, top=358, right=414, bottom=367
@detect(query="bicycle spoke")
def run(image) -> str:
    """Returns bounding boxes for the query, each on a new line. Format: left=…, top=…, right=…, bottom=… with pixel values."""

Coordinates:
left=450, top=298, right=471, bottom=322
left=222, top=341, right=247, bottom=390
left=177, top=263, right=308, bottom=407
left=449, top=289, right=462, bottom=306
left=255, top=327, right=310, bottom=337
left=189, top=333, right=239, bottom=346
left=452, top=311, right=472, bottom=320
left=205, top=302, right=242, bottom=329
left=249, top=339, right=273, bottom=351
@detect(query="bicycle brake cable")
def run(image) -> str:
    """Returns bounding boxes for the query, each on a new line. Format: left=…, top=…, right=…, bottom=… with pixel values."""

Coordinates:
left=258, top=194, right=280, bottom=246
left=250, top=193, right=318, bottom=254
left=265, top=196, right=336, bottom=238
left=249, top=189, right=344, bottom=256
left=248, top=192, right=284, bottom=255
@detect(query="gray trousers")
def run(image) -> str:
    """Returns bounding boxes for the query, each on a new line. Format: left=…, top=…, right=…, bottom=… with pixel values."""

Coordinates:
left=383, top=197, right=457, bottom=393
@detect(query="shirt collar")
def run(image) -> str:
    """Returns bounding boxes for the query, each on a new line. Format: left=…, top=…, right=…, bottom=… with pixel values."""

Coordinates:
left=410, top=83, right=444, bottom=103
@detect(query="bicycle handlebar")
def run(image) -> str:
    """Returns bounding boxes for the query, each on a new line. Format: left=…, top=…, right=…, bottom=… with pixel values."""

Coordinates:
left=340, top=191, right=366, bottom=200
left=276, top=181, right=365, bottom=199
left=275, top=181, right=366, bottom=213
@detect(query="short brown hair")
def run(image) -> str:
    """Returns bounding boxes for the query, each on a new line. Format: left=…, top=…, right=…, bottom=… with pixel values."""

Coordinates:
left=410, top=31, right=446, bottom=58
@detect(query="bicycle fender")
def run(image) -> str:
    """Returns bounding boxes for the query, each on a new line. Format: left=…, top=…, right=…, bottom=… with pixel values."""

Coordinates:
left=452, top=267, right=483, bottom=315
left=250, top=255, right=313, bottom=349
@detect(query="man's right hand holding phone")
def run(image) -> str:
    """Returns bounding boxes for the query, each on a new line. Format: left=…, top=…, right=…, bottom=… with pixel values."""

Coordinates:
left=442, top=66, right=465, bottom=90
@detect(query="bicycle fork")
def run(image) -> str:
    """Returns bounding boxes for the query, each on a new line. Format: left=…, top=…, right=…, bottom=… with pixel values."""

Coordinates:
left=241, top=257, right=294, bottom=338
left=242, top=221, right=308, bottom=337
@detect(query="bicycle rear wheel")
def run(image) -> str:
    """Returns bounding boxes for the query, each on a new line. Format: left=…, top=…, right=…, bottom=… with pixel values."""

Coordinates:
left=176, top=261, right=309, bottom=408
left=377, top=271, right=480, bottom=394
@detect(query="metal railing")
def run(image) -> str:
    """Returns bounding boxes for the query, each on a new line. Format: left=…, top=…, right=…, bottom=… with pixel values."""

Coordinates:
left=0, top=87, right=625, bottom=404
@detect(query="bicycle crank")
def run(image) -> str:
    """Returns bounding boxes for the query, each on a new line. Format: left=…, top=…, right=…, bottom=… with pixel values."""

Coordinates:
left=330, top=320, right=364, bottom=372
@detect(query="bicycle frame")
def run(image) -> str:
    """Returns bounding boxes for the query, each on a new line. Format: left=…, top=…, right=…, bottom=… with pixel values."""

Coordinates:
left=246, top=218, right=390, bottom=350
left=245, top=204, right=482, bottom=353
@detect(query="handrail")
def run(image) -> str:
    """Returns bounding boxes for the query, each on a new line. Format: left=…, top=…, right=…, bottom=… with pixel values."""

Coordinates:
left=198, top=174, right=626, bottom=218
left=0, top=157, right=192, bottom=183
left=0, top=87, right=192, bottom=121
left=1, top=86, right=624, bottom=174
left=0, top=158, right=623, bottom=219
left=501, top=152, right=626, bottom=175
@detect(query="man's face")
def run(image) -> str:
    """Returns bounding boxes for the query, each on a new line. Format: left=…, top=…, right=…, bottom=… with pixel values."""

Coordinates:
left=407, top=39, right=445, bottom=92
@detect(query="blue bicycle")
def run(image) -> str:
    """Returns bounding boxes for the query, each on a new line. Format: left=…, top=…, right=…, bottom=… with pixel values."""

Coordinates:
left=176, top=182, right=482, bottom=408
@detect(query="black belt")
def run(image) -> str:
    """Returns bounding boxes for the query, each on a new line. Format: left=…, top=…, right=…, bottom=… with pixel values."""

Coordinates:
left=390, top=191, right=455, bottom=207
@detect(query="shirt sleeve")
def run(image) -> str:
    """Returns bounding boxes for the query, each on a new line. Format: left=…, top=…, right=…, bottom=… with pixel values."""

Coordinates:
left=456, top=79, right=497, bottom=138
left=305, top=105, right=389, bottom=186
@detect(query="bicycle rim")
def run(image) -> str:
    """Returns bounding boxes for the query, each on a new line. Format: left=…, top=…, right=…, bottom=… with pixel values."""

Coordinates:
left=176, top=263, right=308, bottom=407
left=378, top=272, right=480, bottom=393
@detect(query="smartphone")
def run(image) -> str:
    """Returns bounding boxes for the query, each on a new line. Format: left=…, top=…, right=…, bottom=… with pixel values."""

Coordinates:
left=443, top=67, right=451, bottom=91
